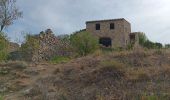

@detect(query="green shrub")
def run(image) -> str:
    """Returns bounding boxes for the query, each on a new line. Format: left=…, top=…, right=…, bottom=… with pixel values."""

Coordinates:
left=138, top=33, right=163, bottom=49
left=165, top=44, right=170, bottom=48
left=50, top=56, right=70, bottom=64
left=22, top=34, right=40, bottom=51
left=0, top=95, right=3, bottom=100
left=127, top=43, right=133, bottom=50
left=139, top=33, right=148, bottom=46
left=140, top=94, right=168, bottom=100
left=20, top=34, right=40, bottom=61
left=70, top=31, right=99, bottom=56
left=0, top=51, right=8, bottom=61
left=0, top=32, right=9, bottom=61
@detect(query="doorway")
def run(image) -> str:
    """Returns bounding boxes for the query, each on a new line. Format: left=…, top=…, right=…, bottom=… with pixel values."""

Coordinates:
left=99, top=37, right=112, bottom=47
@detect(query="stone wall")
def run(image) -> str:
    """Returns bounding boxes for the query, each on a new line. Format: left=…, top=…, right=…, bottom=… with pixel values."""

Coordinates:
left=86, top=18, right=131, bottom=48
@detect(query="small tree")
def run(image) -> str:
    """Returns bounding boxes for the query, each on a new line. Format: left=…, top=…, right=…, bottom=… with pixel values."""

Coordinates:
left=0, top=0, right=22, bottom=32
left=20, top=34, right=39, bottom=61
left=138, top=33, right=163, bottom=49
left=139, top=33, right=148, bottom=46
left=165, top=44, right=170, bottom=49
left=155, top=42, right=163, bottom=49
left=70, top=31, right=99, bottom=56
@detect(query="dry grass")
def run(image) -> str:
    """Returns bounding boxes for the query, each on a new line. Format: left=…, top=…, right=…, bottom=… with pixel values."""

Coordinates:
left=2, top=49, right=170, bottom=100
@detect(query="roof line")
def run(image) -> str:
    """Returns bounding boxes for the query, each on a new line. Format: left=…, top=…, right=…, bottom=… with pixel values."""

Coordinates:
left=86, top=18, right=130, bottom=24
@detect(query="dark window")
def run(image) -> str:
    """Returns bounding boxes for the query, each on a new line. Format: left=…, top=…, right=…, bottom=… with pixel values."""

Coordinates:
left=96, top=24, right=100, bottom=30
left=110, top=23, right=115, bottom=29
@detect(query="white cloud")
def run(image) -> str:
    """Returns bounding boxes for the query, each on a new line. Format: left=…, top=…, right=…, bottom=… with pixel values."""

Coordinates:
left=6, top=0, right=170, bottom=44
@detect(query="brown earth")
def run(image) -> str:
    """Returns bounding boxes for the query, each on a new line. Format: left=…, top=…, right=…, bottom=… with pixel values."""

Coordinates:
left=1, top=49, right=170, bottom=100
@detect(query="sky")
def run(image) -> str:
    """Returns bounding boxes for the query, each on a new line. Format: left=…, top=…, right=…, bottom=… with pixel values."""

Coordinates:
left=4, top=0, right=170, bottom=44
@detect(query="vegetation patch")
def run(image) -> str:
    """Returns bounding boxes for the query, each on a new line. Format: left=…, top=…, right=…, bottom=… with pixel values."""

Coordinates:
left=140, top=93, right=170, bottom=100
left=127, top=68, right=151, bottom=82
left=6, top=61, right=28, bottom=70
left=0, top=68, right=10, bottom=75
left=0, top=33, right=9, bottom=61
left=139, top=33, right=163, bottom=49
left=0, top=95, right=3, bottom=100
left=98, top=60, right=126, bottom=79
left=50, top=56, right=70, bottom=64
left=70, top=31, right=99, bottom=56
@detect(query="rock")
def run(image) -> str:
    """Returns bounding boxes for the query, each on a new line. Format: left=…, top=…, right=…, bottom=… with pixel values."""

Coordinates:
left=22, top=87, right=33, bottom=95
left=0, top=85, right=7, bottom=93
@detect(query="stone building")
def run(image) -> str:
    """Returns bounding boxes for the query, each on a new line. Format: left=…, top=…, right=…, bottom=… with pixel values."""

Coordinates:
left=86, top=18, right=139, bottom=48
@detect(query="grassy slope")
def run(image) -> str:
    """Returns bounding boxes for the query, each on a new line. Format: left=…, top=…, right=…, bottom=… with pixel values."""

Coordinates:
left=1, top=49, right=170, bottom=100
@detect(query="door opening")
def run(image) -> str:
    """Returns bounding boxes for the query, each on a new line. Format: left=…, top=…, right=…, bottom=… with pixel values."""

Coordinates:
left=99, top=37, right=112, bottom=47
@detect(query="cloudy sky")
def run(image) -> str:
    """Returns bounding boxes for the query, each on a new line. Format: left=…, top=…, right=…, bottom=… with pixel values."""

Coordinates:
left=5, top=0, right=170, bottom=44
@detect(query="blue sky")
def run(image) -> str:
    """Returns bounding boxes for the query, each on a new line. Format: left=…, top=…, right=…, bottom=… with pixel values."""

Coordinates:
left=4, top=0, right=170, bottom=44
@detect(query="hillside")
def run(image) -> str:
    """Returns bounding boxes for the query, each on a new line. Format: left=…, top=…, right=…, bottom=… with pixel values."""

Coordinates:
left=1, top=49, right=170, bottom=100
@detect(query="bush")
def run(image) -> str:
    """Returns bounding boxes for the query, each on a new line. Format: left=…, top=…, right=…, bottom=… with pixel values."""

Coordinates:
left=139, top=33, right=148, bottom=46
left=165, top=44, right=170, bottom=48
left=70, top=31, right=99, bottom=56
left=8, top=51, right=23, bottom=61
left=21, top=34, right=39, bottom=52
left=138, top=33, right=163, bottom=49
left=0, top=95, right=3, bottom=100
left=20, top=34, right=40, bottom=61
left=0, top=32, right=9, bottom=61
left=140, top=94, right=169, bottom=100
left=50, top=56, right=70, bottom=64
left=98, top=60, right=126, bottom=79
left=0, top=51, right=8, bottom=61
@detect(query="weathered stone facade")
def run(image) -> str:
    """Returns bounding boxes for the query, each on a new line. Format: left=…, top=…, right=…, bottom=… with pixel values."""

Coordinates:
left=86, top=18, right=132, bottom=48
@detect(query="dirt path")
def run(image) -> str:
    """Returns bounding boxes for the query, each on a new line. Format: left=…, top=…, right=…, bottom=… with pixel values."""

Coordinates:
left=4, top=63, right=58, bottom=100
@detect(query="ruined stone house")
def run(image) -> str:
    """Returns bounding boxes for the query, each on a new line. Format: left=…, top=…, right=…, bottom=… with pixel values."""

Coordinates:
left=31, top=29, right=71, bottom=62
left=18, top=29, right=69, bottom=62
left=86, top=18, right=140, bottom=48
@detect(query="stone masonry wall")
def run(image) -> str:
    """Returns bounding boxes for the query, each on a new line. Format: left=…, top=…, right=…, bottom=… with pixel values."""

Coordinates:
left=31, top=29, right=70, bottom=62
left=86, top=18, right=131, bottom=48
